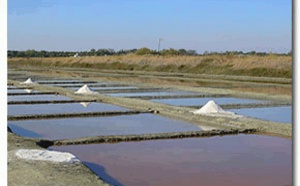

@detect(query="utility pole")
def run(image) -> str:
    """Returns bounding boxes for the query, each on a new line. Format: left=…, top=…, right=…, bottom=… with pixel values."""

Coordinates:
left=157, top=38, right=163, bottom=52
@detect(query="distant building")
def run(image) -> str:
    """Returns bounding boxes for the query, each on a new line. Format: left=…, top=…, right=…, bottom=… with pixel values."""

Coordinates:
left=74, top=53, right=79, bottom=58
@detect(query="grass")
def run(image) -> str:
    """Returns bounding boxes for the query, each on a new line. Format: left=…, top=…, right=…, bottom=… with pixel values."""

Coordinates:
left=8, top=54, right=292, bottom=78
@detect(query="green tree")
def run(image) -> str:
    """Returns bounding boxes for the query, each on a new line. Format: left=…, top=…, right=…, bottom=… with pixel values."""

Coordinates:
left=135, top=47, right=153, bottom=55
left=89, top=48, right=96, bottom=56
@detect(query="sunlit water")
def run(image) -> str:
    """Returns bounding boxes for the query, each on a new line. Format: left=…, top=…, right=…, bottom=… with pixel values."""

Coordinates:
left=8, top=94, right=72, bottom=102
left=228, top=106, right=292, bottom=124
left=8, top=102, right=129, bottom=116
left=50, top=134, right=291, bottom=186
left=151, top=97, right=265, bottom=106
left=7, top=89, right=40, bottom=93
left=8, top=114, right=202, bottom=140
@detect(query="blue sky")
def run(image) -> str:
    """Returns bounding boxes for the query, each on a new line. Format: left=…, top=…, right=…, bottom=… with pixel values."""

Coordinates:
left=8, top=0, right=291, bottom=53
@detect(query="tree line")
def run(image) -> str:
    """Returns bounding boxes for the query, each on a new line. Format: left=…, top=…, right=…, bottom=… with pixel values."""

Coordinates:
left=7, top=48, right=291, bottom=57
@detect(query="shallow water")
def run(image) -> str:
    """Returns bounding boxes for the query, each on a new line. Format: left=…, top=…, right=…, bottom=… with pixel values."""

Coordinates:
left=107, top=91, right=198, bottom=97
left=8, top=94, right=72, bottom=102
left=228, top=106, right=292, bottom=124
left=8, top=114, right=202, bottom=140
left=7, top=85, right=16, bottom=89
left=50, top=134, right=291, bottom=186
left=8, top=102, right=129, bottom=116
left=9, top=124, right=42, bottom=138
left=7, top=89, right=40, bottom=94
left=151, top=97, right=265, bottom=106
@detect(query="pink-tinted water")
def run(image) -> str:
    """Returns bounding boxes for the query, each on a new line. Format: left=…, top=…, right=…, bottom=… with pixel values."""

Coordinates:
left=50, top=134, right=292, bottom=186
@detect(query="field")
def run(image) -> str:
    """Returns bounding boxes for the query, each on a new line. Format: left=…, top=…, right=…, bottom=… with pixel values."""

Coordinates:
left=8, top=54, right=292, bottom=78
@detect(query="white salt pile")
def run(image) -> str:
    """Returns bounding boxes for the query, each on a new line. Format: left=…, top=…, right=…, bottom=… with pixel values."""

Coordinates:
left=74, top=84, right=99, bottom=95
left=80, top=102, right=91, bottom=107
left=16, top=149, right=80, bottom=163
left=20, top=78, right=37, bottom=85
left=192, top=100, right=238, bottom=118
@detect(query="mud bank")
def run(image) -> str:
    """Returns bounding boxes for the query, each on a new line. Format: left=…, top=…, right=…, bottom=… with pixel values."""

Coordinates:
left=8, top=99, right=97, bottom=105
left=51, top=129, right=257, bottom=146
left=8, top=92, right=59, bottom=96
left=8, top=110, right=151, bottom=121
left=8, top=132, right=110, bottom=186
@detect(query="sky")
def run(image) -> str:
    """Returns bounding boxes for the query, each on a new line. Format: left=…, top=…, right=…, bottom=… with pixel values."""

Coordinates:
left=8, top=0, right=292, bottom=53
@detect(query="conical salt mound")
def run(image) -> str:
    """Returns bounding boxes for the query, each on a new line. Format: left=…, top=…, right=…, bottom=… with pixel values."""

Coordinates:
left=20, top=78, right=36, bottom=84
left=192, top=100, right=240, bottom=118
left=193, top=100, right=226, bottom=114
left=74, top=84, right=98, bottom=95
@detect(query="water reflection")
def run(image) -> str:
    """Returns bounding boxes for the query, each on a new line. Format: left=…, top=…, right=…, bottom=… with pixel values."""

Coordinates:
left=151, top=97, right=265, bottom=106
left=9, top=124, right=42, bottom=138
left=228, top=106, right=292, bottom=124
left=7, top=89, right=37, bottom=94
left=50, top=134, right=291, bottom=186
left=79, top=102, right=91, bottom=107
left=84, top=162, right=125, bottom=186
left=8, top=114, right=202, bottom=140
left=24, top=89, right=33, bottom=93
left=8, top=102, right=128, bottom=116
left=8, top=94, right=72, bottom=102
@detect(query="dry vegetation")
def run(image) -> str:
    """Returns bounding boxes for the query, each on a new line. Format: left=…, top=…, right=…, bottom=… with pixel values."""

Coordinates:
left=8, top=54, right=292, bottom=78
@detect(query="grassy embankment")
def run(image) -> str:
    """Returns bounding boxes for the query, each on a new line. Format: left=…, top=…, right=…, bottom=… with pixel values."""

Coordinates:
left=8, top=54, right=292, bottom=78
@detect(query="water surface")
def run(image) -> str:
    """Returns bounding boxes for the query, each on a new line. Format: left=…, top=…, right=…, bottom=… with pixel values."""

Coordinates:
left=8, top=94, right=72, bottom=102
left=151, top=97, right=265, bottom=106
left=8, top=114, right=201, bottom=140
left=7, top=89, right=40, bottom=94
left=50, top=134, right=291, bottom=186
left=8, top=102, right=129, bottom=116
left=229, top=106, right=292, bottom=124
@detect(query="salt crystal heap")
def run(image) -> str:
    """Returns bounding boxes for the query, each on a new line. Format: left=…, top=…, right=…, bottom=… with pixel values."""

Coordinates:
left=192, top=100, right=236, bottom=117
left=16, top=149, right=80, bottom=163
left=20, top=78, right=37, bottom=85
left=74, top=84, right=99, bottom=95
